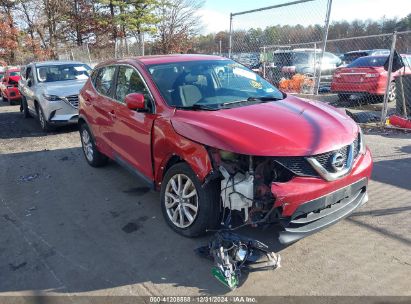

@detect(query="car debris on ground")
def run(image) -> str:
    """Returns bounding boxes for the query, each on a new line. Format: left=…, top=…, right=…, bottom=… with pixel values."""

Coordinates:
left=196, top=231, right=281, bottom=290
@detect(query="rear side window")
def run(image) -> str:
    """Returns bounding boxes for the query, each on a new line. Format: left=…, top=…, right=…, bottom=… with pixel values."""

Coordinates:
left=94, top=66, right=116, bottom=97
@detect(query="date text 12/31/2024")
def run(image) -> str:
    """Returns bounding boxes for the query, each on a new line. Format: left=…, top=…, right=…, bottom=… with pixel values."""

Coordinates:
left=149, top=297, right=257, bottom=303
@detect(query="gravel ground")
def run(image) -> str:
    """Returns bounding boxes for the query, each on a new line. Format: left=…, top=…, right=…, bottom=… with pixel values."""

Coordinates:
left=0, top=101, right=410, bottom=297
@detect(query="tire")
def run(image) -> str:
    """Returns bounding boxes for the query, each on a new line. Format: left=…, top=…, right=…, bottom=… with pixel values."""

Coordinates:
left=2, top=94, right=8, bottom=103
left=22, top=97, right=31, bottom=118
left=388, top=81, right=396, bottom=103
left=338, top=93, right=350, bottom=101
left=79, top=123, right=108, bottom=167
left=37, top=106, right=51, bottom=132
left=160, top=162, right=221, bottom=237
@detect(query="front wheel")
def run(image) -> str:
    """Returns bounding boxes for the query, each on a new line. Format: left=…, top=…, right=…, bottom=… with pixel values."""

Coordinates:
left=160, top=163, right=221, bottom=237
left=80, top=123, right=108, bottom=167
left=37, top=106, right=51, bottom=132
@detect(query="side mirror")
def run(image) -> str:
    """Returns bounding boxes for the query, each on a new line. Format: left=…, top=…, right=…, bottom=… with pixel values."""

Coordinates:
left=125, top=93, right=146, bottom=111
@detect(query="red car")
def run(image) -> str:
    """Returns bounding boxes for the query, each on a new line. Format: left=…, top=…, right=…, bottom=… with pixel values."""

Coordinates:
left=79, top=55, right=373, bottom=244
left=0, top=68, right=21, bottom=104
left=331, top=55, right=411, bottom=102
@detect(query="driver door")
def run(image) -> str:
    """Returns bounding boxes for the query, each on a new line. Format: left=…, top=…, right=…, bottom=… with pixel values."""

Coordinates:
left=110, top=65, right=156, bottom=182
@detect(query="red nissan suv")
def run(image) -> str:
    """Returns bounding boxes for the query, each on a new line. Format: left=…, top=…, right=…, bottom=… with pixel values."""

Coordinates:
left=79, top=55, right=373, bottom=244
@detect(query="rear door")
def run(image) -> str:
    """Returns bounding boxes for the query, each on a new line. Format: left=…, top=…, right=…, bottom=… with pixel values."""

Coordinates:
left=86, top=65, right=117, bottom=156
left=109, top=65, right=156, bottom=182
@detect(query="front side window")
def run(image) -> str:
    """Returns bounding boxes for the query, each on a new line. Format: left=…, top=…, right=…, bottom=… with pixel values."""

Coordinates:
left=115, top=66, right=149, bottom=103
left=148, top=60, right=284, bottom=109
left=94, top=66, right=116, bottom=97
left=36, top=64, right=91, bottom=83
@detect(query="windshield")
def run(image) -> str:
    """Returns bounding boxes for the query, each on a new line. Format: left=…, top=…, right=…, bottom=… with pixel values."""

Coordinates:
left=147, top=60, right=284, bottom=109
left=36, top=64, right=91, bottom=83
left=9, top=71, right=20, bottom=77
left=348, top=56, right=387, bottom=68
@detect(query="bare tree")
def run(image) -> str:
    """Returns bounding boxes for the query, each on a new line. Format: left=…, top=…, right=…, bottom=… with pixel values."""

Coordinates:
left=155, top=0, right=204, bottom=54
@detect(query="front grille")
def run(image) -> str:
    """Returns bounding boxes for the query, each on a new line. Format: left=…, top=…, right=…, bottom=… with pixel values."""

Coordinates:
left=274, top=135, right=361, bottom=177
left=274, top=157, right=318, bottom=177
left=65, top=95, right=79, bottom=109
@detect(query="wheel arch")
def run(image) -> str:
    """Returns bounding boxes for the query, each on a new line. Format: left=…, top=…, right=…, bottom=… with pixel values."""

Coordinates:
left=153, top=118, right=214, bottom=190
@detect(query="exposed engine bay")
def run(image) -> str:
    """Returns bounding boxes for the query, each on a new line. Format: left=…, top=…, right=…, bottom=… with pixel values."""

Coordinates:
left=209, top=148, right=294, bottom=228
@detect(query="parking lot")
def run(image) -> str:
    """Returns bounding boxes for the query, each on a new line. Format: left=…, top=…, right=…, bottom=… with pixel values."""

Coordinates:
left=0, top=101, right=410, bottom=296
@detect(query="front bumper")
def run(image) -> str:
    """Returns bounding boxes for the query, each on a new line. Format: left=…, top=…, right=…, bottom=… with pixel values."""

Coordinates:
left=43, top=99, right=79, bottom=125
left=272, top=148, right=373, bottom=244
left=278, top=178, right=368, bottom=244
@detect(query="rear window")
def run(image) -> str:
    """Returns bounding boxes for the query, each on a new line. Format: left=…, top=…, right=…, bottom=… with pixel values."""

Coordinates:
left=272, top=52, right=311, bottom=66
left=348, top=56, right=387, bottom=68
left=343, top=52, right=369, bottom=64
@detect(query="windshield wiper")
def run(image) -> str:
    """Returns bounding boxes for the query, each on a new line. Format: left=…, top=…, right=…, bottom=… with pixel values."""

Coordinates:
left=246, top=96, right=284, bottom=102
left=221, top=96, right=283, bottom=108
left=175, top=104, right=218, bottom=111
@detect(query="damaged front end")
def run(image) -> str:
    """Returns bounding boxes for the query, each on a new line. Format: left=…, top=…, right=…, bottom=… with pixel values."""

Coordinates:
left=206, top=129, right=371, bottom=244
left=208, top=148, right=294, bottom=229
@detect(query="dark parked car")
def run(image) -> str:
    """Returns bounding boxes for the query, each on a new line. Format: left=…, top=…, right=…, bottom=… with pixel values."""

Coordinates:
left=264, top=49, right=342, bottom=85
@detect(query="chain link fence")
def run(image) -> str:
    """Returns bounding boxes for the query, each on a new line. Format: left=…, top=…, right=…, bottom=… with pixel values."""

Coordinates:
left=227, top=0, right=411, bottom=128
left=57, top=35, right=145, bottom=67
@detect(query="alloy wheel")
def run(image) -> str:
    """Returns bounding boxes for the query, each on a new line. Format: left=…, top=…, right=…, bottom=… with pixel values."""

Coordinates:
left=165, top=174, right=199, bottom=228
left=81, top=129, right=94, bottom=162
left=388, top=82, right=396, bottom=102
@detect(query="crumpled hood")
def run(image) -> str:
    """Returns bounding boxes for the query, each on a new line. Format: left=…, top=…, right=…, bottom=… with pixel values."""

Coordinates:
left=171, top=95, right=359, bottom=156
left=9, top=76, right=21, bottom=83
left=39, top=79, right=87, bottom=97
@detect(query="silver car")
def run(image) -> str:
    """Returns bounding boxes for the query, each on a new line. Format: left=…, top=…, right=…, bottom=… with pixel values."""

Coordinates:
left=19, top=61, right=91, bottom=131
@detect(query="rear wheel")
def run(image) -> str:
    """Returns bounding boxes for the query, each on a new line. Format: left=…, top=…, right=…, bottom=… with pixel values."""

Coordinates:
left=387, top=81, right=396, bottom=103
left=160, top=163, right=221, bottom=237
left=80, top=123, right=108, bottom=167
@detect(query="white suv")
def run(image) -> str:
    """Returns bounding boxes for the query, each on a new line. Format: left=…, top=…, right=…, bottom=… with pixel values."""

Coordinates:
left=19, top=61, right=91, bottom=131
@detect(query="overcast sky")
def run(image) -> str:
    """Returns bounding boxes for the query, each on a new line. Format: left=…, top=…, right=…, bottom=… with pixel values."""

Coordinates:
left=198, top=0, right=411, bottom=33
